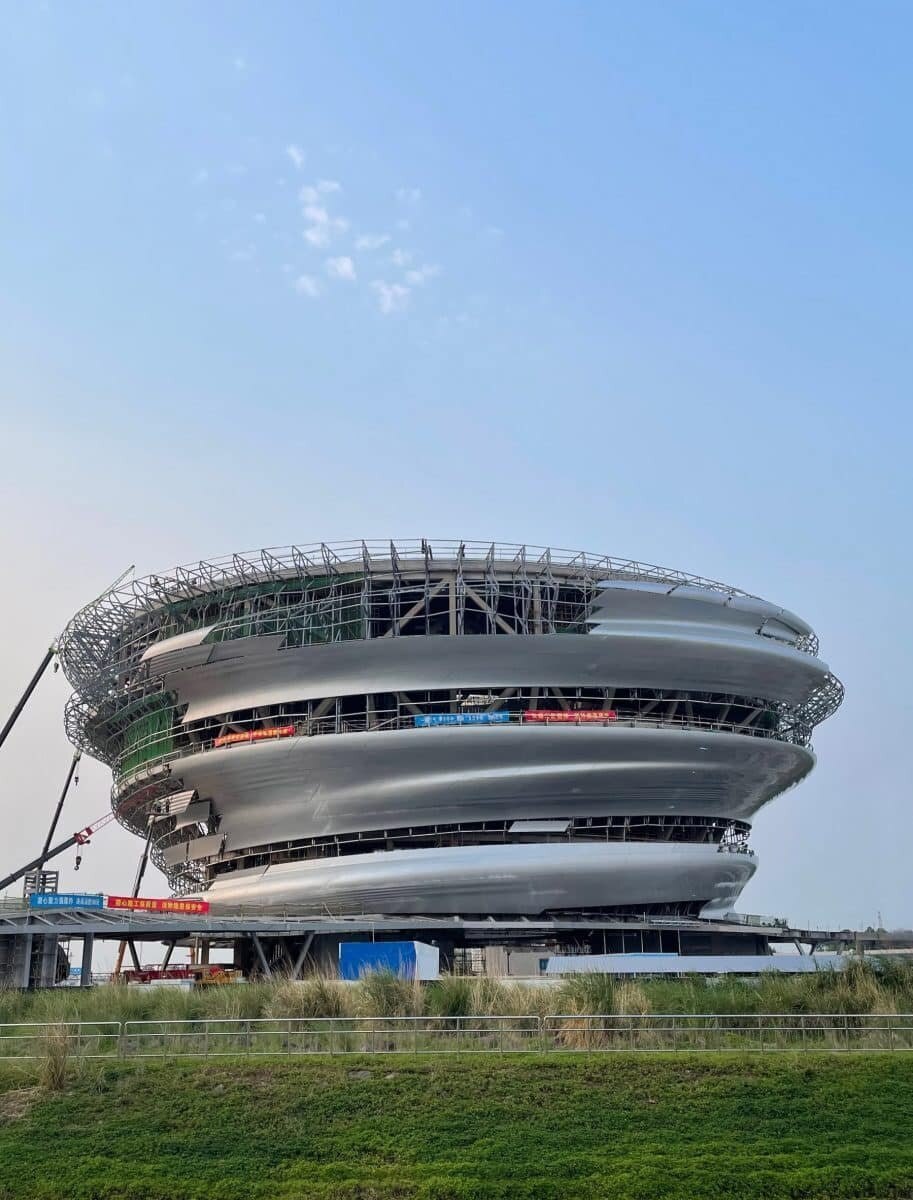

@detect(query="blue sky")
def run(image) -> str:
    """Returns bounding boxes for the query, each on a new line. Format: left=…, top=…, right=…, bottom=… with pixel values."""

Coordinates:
left=0, top=2, right=911, bottom=928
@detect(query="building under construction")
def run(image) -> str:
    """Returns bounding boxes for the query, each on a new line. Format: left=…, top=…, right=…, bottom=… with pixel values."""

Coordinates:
left=51, top=539, right=842, bottom=936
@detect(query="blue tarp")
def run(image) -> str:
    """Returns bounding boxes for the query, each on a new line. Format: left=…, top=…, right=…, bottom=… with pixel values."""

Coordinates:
left=339, top=941, right=440, bottom=980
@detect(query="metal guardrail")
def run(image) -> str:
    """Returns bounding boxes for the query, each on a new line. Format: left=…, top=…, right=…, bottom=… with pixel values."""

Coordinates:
left=0, top=1021, right=122, bottom=1059
left=2, top=1014, right=912, bottom=1059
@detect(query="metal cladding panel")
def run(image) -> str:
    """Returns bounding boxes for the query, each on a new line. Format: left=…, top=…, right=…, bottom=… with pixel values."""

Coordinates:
left=152, top=790, right=198, bottom=818
left=168, top=726, right=813, bottom=850
left=173, top=800, right=211, bottom=830
left=161, top=833, right=224, bottom=866
left=161, top=843, right=190, bottom=867
left=589, top=584, right=813, bottom=639
left=186, top=834, right=225, bottom=861
left=168, top=632, right=829, bottom=724
left=146, top=633, right=285, bottom=680
left=509, top=819, right=573, bottom=834
left=204, top=841, right=756, bottom=916
left=140, top=626, right=218, bottom=662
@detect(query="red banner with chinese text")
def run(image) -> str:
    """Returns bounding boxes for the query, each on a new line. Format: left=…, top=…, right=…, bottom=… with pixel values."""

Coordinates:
left=106, top=895, right=210, bottom=914
left=521, top=710, right=618, bottom=723
left=213, top=725, right=295, bottom=748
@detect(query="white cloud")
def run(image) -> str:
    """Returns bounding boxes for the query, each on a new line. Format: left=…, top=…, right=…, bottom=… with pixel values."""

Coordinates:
left=304, top=225, right=330, bottom=248
left=355, top=233, right=391, bottom=251
left=371, top=280, right=410, bottom=314
left=326, top=256, right=356, bottom=281
left=390, top=248, right=413, bottom=267
left=301, top=197, right=348, bottom=247
left=404, top=263, right=440, bottom=286
left=286, top=144, right=305, bottom=170
left=396, top=187, right=422, bottom=205
left=299, top=180, right=341, bottom=204
left=303, top=204, right=329, bottom=224
left=294, top=274, right=321, bottom=297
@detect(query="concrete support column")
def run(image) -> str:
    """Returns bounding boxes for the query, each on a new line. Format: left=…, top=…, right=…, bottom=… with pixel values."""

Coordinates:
left=37, top=936, right=60, bottom=988
left=18, top=934, right=33, bottom=990
left=80, top=934, right=94, bottom=987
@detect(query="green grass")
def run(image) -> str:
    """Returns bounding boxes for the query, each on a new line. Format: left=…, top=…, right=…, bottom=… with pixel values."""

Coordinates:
left=1, top=1054, right=912, bottom=1198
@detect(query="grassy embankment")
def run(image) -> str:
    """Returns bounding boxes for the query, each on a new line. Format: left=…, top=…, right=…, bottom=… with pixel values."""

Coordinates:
left=2, top=957, right=913, bottom=1025
left=1, top=1053, right=912, bottom=1199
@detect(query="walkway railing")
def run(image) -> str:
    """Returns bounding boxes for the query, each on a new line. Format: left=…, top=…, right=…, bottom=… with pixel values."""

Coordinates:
left=2, top=1013, right=912, bottom=1059
left=0, top=1021, right=122, bottom=1059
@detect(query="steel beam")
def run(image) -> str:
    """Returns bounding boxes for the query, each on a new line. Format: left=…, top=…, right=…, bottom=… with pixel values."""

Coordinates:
left=291, top=933, right=315, bottom=978
left=251, top=933, right=272, bottom=977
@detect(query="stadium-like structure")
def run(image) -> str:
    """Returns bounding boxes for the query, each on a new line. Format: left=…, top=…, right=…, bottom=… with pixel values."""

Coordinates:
left=57, top=541, right=842, bottom=919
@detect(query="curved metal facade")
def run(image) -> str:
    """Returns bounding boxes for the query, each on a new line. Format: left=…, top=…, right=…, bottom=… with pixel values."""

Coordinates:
left=57, top=540, right=842, bottom=917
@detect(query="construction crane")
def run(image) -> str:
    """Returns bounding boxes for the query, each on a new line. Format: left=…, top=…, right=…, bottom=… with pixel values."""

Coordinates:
left=0, top=564, right=134, bottom=756
left=0, top=810, right=117, bottom=894
left=0, top=566, right=136, bottom=896
left=0, top=645, right=56, bottom=753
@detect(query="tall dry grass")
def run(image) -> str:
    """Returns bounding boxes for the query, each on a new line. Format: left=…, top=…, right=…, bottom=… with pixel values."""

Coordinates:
left=4, top=956, right=911, bottom=1029
left=38, top=1024, right=70, bottom=1092
left=354, top=971, right=424, bottom=1017
left=263, top=976, right=354, bottom=1019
